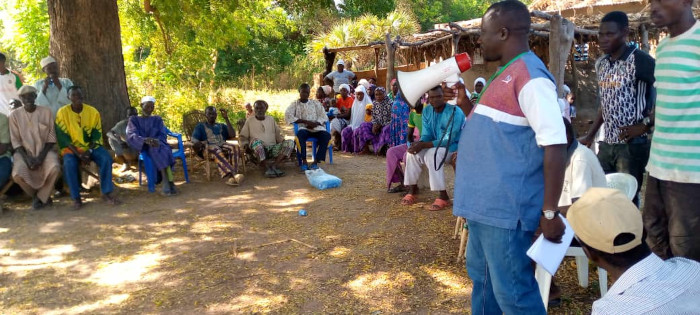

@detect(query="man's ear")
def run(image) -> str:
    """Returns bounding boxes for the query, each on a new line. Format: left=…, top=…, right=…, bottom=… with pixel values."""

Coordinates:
left=581, top=244, right=600, bottom=264
left=499, top=27, right=509, bottom=41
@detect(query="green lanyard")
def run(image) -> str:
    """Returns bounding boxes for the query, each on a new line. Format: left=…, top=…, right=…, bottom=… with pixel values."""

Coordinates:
left=476, top=51, right=530, bottom=105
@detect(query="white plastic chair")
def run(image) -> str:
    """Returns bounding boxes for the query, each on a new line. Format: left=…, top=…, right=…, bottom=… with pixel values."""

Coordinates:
left=536, top=173, right=637, bottom=310
left=605, top=173, right=638, bottom=201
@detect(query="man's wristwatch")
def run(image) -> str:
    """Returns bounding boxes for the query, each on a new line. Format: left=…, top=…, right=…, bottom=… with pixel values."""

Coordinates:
left=542, top=209, right=560, bottom=220
left=643, top=116, right=653, bottom=128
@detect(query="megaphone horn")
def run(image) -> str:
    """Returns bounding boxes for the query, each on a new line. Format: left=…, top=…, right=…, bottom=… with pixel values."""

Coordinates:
left=397, top=53, right=472, bottom=107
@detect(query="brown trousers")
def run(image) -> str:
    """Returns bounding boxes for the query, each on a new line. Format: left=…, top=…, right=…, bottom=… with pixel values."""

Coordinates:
left=643, top=176, right=700, bottom=262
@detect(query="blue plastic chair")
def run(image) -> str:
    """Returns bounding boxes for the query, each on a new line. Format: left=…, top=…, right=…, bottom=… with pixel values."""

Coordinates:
left=138, top=129, right=190, bottom=192
left=293, top=121, right=333, bottom=166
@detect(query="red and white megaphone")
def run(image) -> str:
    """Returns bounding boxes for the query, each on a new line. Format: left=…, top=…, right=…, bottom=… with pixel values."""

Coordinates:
left=397, top=53, right=472, bottom=107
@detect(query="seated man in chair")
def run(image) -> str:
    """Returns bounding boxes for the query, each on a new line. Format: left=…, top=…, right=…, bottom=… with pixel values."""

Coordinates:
left=55, top=86, right=119, bottom=209
left=239, top=100, right=294, bottom=178
left=285, top=83, right=330, bottom=171
left=127, top=96, right=177, bottom=196
left=9, top=86, right=61, bottom=209
left=192, top=106, right=243, bottom=186
left=107, top=106, right=138, bottom=171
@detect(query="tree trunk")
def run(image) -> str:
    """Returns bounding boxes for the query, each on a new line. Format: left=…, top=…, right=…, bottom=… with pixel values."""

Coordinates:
left=385, top=33, right=396, bottom=88
left=47, top=0, right=131, bottom=137
left=548, top=15, right=575, bottom=97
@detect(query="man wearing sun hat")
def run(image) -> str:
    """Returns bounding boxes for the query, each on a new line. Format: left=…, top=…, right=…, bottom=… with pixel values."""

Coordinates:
left=324, top=59, right=356, bottom=94
left=34, top=56, right=73, bottom=115
left=568, top=188, right=700, bottom=314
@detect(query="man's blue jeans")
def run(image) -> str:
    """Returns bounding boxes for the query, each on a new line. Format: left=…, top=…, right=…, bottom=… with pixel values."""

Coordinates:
left=0, top=156, right=11, bottom=188
left=466, top=220, right=545, bottom=315
left=63, top=147, right=114, bottom=200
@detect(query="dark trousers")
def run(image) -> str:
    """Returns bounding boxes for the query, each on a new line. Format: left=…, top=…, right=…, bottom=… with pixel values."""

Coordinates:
left=63, top=147, right=114, bottom=200
left=296, top=129, right=331, bottom=162
left=0, top=157, right=11, bottom=188
left=597, top=140, right=650, bottom=203
left=643, top=176, right=700, bottom=262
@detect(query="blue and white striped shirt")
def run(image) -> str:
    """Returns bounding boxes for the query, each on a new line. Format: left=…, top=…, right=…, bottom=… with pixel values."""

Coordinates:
left=593, top=254, right=700, bottom=314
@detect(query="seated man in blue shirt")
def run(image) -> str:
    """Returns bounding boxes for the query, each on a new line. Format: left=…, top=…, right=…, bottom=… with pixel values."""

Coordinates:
left=568, top=188, right=700, bottom=314
left=401, top=86, right=465, bottom=211
left=192, top=106, right=243, bottom=186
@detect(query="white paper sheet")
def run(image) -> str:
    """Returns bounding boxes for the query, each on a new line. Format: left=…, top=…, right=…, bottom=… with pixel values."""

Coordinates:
left=527, top=214, right=575, bottom=276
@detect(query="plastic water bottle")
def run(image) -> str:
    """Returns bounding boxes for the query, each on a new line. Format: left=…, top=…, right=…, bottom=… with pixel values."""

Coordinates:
left=298, top=209, right=307, bottom=216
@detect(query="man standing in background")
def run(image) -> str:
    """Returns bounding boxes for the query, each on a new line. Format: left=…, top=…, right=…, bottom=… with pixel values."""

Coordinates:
left=34, top=56, right=73, bottom=115
left=0, top=52, right=22, bottom=116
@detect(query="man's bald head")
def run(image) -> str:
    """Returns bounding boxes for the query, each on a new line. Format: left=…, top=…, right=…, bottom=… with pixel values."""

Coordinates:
left=479, top=0, right=532, bottom=63
left=484, top=0, right=531, bottom=34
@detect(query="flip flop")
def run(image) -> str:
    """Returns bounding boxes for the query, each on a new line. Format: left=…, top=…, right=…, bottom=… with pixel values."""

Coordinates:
left=429, top=198, right=450, bottom=211
left=265, top=168, right=277, bottom=178
left=299, top=164, right=309, bottom=173
left=273, top=167, right=286, bottom=177
left=401, top=194, right=417, bottom=206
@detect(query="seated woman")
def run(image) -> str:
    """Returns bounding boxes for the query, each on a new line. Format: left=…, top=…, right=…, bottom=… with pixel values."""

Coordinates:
left=353, top=87, right=392, bottom=154
left=330, top=84, right=353, bottom=146
left=340, top=85, right=371, bottom=153
left=316, top=85, right=333, bottom=112
left=386, top=102, right=423, bottom=193
left=126, top=96, right=177, bottom=196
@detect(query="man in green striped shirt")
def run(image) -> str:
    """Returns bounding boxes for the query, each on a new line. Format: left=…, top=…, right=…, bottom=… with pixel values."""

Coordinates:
left=644, top=0, right=700, bottom=262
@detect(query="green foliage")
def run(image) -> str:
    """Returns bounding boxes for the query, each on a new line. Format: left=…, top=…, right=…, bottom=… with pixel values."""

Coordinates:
left=0, top=0, right=49, bottom=81
left=339, top=0, right=396, bottom=18
left=307, top=10, right=419, bottom=65
left=406, top=0, right=494, bottom=31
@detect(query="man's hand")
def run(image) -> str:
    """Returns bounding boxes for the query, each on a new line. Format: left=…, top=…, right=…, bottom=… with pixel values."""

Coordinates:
left=80, top=152, right=92, bottom=164
left=578, top=134, right=594, bottom=147
left=219, top=108, right=229, bottom=119
left=441, top=82, right=458, bottom=101
left=539, top=214, right=565, bottom=243
left=619, top=124, right=648, bottom=142
left=304, top=121, right=321, bottom=129
left=372, top=123, right=382, bottom=135
left=53, top=75, right=62, bottom=91
left=42, top=78, right=50, bottom=94
left=146, top=138, right=160, bottom=147
left=407, top=141, right=428, bottom=155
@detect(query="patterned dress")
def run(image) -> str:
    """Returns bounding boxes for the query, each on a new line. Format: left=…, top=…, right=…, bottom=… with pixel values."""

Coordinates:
left=389, top=92, right=411, bottom=147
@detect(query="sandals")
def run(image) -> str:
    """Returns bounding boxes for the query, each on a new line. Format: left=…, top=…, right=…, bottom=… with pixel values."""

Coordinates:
left=401, top=194, right=416, bottom=206
left=265, top=168, right=277, bottom=178
left=429, top=198, right=450, bottom=211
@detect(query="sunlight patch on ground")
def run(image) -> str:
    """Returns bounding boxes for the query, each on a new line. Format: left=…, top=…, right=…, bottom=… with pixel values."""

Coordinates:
left=114, top=212, right=130, bottom=218
left=421, top=266, right=471, bottom=294
left=0, top=227, right=8, bottom=233
left=346, top=271, right=415, bottom=308
left=38, top=221, right=64, bottom=233
left=41, top=293, right=130, bottom=315
left=328, top=246, right=351, bottom=258
left=208, top=292, right=288, bottom=313
left=0, top=244, right=77, bottom=274
left=88, top=252, right=165, bottom=286
left=252, top=185, right=279, bottom=191
left=190, top=221, right=237, bottom=234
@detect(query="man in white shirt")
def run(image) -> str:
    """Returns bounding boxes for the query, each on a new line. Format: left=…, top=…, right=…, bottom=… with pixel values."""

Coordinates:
left=324, top=60, right=356, bottom=93
left=33, top=56, right=73, bottom=115
left=568, top=188, right=700, bottom=315
left=285, top=83, right=330, bottom=171
left=0, top=52, right=23, bottom=116
left=559, top=118, right=607, bottom=213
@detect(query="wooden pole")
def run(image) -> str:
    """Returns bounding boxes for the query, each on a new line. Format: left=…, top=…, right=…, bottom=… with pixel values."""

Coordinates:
left=548, top=15, right=575, bottom=97
left=322, top=47, right=336, bottom=79
left=452, top=33, right=462, bottom=56
left=385, top=33, right=397, bottom=89
left=374, top=47, right=380, bottom=83
left=641, top=24, right=650, bottom=52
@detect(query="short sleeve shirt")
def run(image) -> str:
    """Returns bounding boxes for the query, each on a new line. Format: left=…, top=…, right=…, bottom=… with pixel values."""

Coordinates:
left=335, top=95, right=354, bottom=111
left=192, top=123, right=230, bottom=146
left=0, top=71, right=22, bottom=116
left=325, top=71, right=355, bottom=92
left=559, top=143, right=607, bottom=207
left=408, top=111, right=423, bottom=134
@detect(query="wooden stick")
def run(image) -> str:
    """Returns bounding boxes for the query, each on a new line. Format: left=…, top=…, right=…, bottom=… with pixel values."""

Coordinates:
left=238, top=238, right=318, bottom=252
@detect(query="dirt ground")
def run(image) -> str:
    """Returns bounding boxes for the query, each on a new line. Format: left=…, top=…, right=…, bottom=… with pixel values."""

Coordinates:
left=0, top=137, right=601, bottom=314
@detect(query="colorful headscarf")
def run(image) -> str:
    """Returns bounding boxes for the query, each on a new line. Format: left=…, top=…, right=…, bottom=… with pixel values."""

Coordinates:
left=339, top=84, right=351, bottom=93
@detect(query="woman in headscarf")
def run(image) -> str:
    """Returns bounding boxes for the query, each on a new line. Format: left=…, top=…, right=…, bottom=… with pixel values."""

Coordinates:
left=316, top=85, right=334, bottom=112
left=470, top=77, right=486, bottom=103
left=340, top=85, right=372, bottom=152
left=353, top=86, right=392, bottom=154
left=330, top=84, right=354, bottom=146
left=388, top=90, right=411, bottom=147
left=387, top=79, right=398, bottom=100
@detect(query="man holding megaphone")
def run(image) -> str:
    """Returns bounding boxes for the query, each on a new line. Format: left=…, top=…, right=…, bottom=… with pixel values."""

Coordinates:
left=452, top=1, right=567, bottom=314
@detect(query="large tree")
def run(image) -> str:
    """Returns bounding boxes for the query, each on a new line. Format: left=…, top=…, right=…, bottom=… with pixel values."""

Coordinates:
left=47, top=0, right=130, bottom=133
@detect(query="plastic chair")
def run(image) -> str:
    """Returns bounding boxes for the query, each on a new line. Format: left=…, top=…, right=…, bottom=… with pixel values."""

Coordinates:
left=536, top=173, right=638, bottom=310
left=293, top=121, right=333, bottom=165
left=605, top=173, right=638, bottom=200
left=138, top=129, right=190, bottom=192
